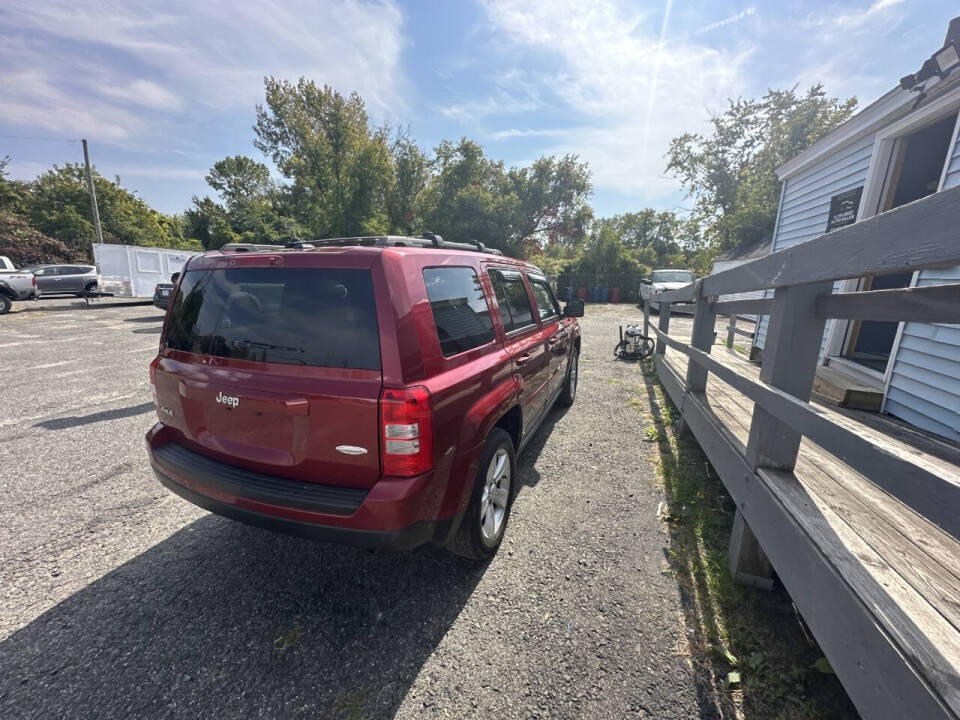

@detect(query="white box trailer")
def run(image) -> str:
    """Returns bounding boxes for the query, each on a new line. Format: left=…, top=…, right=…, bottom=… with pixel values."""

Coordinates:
left=93, top=243, right=202, bottom=298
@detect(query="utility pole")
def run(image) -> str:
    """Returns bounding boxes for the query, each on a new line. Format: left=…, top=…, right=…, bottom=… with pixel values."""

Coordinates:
left=81, top=139, right=104, bottom=260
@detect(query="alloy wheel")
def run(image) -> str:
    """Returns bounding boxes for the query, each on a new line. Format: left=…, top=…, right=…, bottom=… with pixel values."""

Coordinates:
left=480, top=448, right=511, bottom=543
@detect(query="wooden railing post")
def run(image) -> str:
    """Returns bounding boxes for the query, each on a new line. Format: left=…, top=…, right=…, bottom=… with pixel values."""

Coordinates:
left=726, top=315, right=736, bottom=349
left=643, top=296, right=651, bottom=340
left=732, top=280, right=832, bottom=589
left=655, top=302, right=671, bottom=355
left=746, top=280, right=833, bottom=471
left=686, top=282, right=716, bottom=393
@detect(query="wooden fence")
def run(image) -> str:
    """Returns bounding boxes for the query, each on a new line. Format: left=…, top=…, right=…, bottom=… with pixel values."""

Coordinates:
left=646, top=184, right=960, bottom=719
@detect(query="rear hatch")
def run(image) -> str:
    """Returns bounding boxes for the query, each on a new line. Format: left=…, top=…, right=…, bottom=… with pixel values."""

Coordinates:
left=154, top=253, right=383, bottom=489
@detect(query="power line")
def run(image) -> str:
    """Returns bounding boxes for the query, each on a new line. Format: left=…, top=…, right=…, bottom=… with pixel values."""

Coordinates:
left=0, top=134, right=79, bottom=143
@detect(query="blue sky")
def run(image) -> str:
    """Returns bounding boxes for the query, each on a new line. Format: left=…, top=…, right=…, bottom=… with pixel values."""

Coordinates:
left=1, top=0, right=958, bottom=218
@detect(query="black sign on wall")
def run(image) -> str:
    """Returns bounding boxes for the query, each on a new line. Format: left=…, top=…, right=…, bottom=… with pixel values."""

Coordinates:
left=825, top=186, right=863, bottom=233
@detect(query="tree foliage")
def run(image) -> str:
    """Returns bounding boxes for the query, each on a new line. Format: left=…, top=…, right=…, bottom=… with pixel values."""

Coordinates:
left=0, top=213, right=88, bottom=266
left=418, top=138, right=592, bottom=256
left=254, top=77, right=392, bottom=237
left=3, top=79, right=859, bottom=291
left=666, top=85, right=857, bottom=252
left=1, top=162, right=200, bottom=259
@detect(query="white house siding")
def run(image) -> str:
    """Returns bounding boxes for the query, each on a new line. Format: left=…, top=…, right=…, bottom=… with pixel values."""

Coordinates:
left=884, top=123, right=960, bottom=442
left=710, top=259, right=766, bottom=318
left=755, top=133, right=877, bottom=352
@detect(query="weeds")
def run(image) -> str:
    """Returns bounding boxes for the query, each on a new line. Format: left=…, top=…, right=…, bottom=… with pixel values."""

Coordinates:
left=640, top=366, right=856, bottom=720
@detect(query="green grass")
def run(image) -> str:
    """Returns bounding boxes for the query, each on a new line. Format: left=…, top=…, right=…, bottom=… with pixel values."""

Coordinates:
left=632, top=360, right=857, bottom=720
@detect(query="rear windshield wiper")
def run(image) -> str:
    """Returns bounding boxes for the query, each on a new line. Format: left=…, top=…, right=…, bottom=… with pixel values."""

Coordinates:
left=231, top=339, right=304, bottom=354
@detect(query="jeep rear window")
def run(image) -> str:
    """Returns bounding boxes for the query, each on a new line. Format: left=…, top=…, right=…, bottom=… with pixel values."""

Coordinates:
left=164, top=267, right=380, bottom=369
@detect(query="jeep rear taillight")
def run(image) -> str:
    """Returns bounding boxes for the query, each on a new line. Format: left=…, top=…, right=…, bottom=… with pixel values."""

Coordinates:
left=32, top=275, right=37, bottom=287
left=149, top=356, right=159, bottom=387
left=380, top=386, right=433, bottom=477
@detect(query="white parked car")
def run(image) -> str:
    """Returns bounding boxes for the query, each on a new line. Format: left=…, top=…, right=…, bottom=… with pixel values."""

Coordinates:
left=639, top=269, right=696, bottom=313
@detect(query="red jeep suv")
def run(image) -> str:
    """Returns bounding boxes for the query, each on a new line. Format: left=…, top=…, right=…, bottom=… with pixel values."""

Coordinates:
left=146, top=235, right=583, bottom=559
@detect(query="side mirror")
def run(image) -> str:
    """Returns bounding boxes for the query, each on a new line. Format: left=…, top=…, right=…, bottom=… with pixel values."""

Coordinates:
left=640, top=278, right=652, bottom=285
left=563, top=299, right=585, bottom=317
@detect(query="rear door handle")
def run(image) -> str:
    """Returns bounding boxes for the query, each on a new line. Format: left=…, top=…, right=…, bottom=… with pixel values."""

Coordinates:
left=547, top=336, right=561, bottom=346
left=515, top=353, right=532, bottom=366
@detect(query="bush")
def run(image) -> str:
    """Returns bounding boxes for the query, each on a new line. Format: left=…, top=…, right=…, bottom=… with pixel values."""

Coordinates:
left=0, top=214, right=87, bottom=266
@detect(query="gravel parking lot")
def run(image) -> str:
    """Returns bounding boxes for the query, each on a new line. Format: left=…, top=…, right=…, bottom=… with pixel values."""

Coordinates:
left=0, top=299, right=718, bottom=719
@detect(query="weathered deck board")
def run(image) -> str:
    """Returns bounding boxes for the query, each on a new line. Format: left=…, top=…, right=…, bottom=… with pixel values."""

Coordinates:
left=661, top=344, right=960, bottom=715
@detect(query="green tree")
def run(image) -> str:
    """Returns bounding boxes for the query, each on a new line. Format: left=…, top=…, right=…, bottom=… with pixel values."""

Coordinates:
left=23, top=164, right=198, bottom=257
left=420, top=139, right=593, bottom=256
left=254, top=77, right=392, bottom=237
left=507, top=154, right=592, bottom=255
left=206, top=155, right=272, bottom=214
left=0, top=156, right=28, bottom=216
left=419, top=138, right=514, bottom=250
left=387, top=129, right=431, bottom=235
left=666, top=84, right=857, bottom=252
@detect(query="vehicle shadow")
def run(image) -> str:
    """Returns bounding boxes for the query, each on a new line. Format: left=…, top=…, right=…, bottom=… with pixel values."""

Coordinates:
left=132, top=326, right=162, bottom=334
left=33, top=402, right=156, bottom=430
left=0, top=515, right=486, bottom=718
left=11, top=300, right=153, bottom=314
left=124, top=315, right=165, bottom=323
left=515, top=404, right=569, bottom=490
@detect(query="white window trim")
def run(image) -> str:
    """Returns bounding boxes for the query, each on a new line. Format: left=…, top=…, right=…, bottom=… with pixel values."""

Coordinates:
left=880, top=108, right=960, bottom=413
left=821, top=85, right=960, bottom=380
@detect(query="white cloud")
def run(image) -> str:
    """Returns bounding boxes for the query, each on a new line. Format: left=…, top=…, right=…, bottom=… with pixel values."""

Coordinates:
left=0, top=69, right=141, bottom=141
left=440, top=69, right=544, bottom=121
left=694, top=7, right=756, bottom=36
left=479, top=0, right=753, bottom=204
left=0, top=0, right=407, bottom=143
left=784, top=0, right=909, bottom=101
left=490, top=128, right=567, bottom=141
left=112, top=166, right=207, bottom=181
left=804, top=0, right=905, bottom=31
left=101, top=80, right=183, bottom=112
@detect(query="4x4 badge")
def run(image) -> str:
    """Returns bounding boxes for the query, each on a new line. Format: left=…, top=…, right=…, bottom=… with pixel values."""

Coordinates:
left=215, top=391, right=239, bottom=409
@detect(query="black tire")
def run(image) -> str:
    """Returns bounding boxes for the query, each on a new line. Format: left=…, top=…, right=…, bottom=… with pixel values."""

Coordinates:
left=447, top=428, right=516, bottom=560
left=80, top=282, right=97, bottom=298
left=0, top=294, right=10, bottom=315
left=557, top=348, right=579, bottom=406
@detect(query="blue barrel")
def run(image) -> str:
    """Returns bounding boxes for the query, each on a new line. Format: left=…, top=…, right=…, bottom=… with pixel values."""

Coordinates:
left=600, top=287, right=609, bottom=302
left=590, top=287, right=600, bottom=302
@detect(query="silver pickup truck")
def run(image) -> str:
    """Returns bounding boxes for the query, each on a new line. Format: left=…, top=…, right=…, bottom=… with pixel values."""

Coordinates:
left=0, top=255, right=41, bottom=314
left=639, top=268, right=695, bottom=314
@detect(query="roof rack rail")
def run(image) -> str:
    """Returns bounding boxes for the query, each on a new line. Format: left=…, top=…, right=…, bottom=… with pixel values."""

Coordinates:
left=302, top=234, right=505, bottom=256
left=217, top=235, right=505, bottom=256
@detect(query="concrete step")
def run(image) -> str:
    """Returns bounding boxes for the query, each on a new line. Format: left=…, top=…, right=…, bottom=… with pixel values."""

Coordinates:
left=813, top=366, right=883, bottom=411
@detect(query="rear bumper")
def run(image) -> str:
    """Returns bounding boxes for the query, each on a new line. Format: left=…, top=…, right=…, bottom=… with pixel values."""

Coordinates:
left=146, top=423, right=458, bottom=550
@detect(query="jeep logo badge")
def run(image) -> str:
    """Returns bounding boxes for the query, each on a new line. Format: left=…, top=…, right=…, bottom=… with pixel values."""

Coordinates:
left=215, top=391, right=239, bottom=409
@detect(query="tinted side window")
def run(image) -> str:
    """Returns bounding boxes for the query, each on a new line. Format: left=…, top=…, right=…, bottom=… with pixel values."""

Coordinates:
left=489, top=269, right=535, bottom=333
left=528, top=278, right=560, bottom=321
left=423, top=267, right=495, bottom=357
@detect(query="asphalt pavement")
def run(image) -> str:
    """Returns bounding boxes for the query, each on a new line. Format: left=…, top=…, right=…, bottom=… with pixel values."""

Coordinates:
left=0, top=299, right=716, bottom=719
